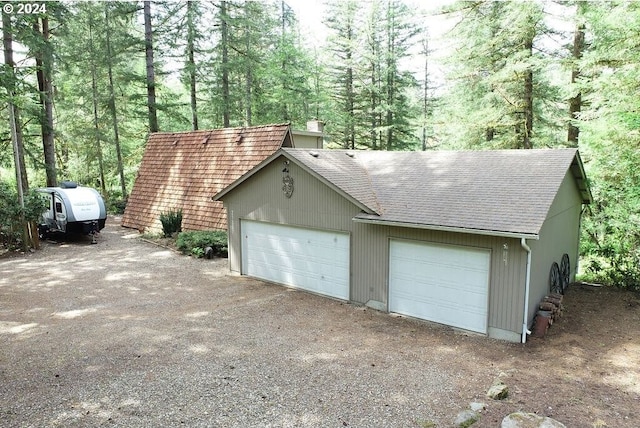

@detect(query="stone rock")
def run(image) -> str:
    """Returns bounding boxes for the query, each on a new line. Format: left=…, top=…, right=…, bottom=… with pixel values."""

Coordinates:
left=470, top=402, right=486, bottom=412
left=487, top=381, right=509, bottom=400
left=501, top=412, right=566, bottom=428
left=454, top=409, right=479, bottom=427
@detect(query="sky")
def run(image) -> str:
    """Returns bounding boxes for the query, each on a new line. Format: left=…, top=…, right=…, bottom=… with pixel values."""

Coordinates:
left=287, top=0, right=457, bottom=48
left=286, top=0, right=458, bottom=89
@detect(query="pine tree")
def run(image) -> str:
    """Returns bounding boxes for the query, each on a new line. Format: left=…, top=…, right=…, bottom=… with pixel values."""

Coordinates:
left=143, top=0, right=159, bottom=133
left=324, top=0, right=360, bottom=149
left=441, top=1, right=555, bottom=149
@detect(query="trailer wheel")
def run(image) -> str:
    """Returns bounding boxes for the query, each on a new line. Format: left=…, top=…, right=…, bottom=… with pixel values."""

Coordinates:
left=38, top=225, right=49, bottom=240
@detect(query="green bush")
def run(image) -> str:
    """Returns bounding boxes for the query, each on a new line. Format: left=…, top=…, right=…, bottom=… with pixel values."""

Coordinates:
left=108, top=197, right=127, bottom=215
left=0, top=181, right=48, bottom=250
left=580, top=145, right=640, bottom=290
left=159, top=209, right=182, bottom=237
left=176, top=230, right=228, bottom=258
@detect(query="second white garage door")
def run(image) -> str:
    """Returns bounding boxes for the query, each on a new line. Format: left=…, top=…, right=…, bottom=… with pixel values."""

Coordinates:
left=389, top=240, right=490, bottom=334
left=241, top=220, right=350, bottom=300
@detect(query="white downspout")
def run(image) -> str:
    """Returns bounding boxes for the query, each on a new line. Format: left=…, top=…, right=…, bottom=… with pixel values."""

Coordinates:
left=521, top=238, right=532, bottom=344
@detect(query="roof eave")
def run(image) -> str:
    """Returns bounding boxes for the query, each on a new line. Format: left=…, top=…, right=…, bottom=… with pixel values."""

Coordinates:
left=571, top=150, right=593, bottom=204
left=352, top=216, right=540, bottom=240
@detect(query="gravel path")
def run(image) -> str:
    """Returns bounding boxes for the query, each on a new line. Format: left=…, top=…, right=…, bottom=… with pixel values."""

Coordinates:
left=0, top=217, right=494, bottom=427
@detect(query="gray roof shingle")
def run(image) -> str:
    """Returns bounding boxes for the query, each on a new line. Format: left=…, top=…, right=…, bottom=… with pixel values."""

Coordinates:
left=280, top=148, right=590, bottom=237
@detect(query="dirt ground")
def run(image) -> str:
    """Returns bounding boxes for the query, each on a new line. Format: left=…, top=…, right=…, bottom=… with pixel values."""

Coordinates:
left=1, top=217, right=639, bottom=427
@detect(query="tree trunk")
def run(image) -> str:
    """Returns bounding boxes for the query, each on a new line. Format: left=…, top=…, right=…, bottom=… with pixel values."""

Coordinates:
left=371, top=60, right=378, bottom=150
left=280, top=0, right=288, bottom=122
left=568, top=5, right=585, bottom=146
left=243, top=3, right=252, bottom=127
left=3, top=13, right=29, bottom=192
left=523, top=36, right=534, bottom=149
left=385, top=1, right=395, bottom=151
left=220, top=0, right=230, bottom=127
left=88, top=14, right=106, bottom=194
left=144, top=1, right=159, bottom=133
left=244, top=60, right=253, bottom=126
left=346, top=60, right=354, bottom=150
left=421, top=32, right=428, bottom=151
left=105, top=5, right=127, bottom=198
left=34, top=17, right=57, bottom=186
left=186, top=1, right=198, bottom=131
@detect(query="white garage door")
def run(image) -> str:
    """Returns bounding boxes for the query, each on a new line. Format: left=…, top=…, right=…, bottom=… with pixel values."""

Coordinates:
left=241, top=220, right=350, bottom=300
left=389, top=240, right=490, bottom=334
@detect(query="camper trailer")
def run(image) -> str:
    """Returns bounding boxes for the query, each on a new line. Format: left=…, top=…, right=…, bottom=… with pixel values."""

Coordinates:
left=37, top=181, right=107, bottom=241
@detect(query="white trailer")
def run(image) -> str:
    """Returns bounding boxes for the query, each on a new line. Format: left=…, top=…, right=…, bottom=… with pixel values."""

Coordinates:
left=37, top=181, right=107, bottom=242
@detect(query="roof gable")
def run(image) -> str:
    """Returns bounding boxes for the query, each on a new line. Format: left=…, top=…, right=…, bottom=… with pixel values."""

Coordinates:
left=122, top=124, right=291, bottom=232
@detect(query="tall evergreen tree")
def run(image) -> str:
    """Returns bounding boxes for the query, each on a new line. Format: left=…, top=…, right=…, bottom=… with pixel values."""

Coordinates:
left=32, top=15, right=57, bottom=185
left=441, top=0, right=555, bottom=149
left=2, top=12, right=29, bottom=191
left=143, top=0, right=159, bottom=133
left=577, top=0, right=640, bottom=287
left=324, top=0, right=359, bottom=149
left=567, top=1, right=586, bottom=146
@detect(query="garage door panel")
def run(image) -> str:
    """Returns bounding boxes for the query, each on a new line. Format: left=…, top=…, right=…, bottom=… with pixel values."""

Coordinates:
left=241, top=221, right=349, bottom=300
left=389, top=240, right=490, bottom=334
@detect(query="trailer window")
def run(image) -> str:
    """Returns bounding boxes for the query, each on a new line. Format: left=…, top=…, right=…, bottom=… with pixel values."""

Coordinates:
left=55, top=202, right=63, bottom=213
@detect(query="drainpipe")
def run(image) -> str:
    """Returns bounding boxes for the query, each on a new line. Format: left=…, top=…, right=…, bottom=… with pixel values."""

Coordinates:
left=521, top=238, right=532, bottom=344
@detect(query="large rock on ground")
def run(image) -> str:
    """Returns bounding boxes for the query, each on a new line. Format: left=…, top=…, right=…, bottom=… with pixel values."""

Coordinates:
left=487, top=381, right=509, bottom=400
left=454, top=409, right=479, bottom=427
left=501, top=412, right=566, bottom=428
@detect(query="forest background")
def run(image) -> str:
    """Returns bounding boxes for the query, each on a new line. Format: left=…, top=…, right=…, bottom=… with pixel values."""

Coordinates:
left=1, top=0, right=638, bottom=288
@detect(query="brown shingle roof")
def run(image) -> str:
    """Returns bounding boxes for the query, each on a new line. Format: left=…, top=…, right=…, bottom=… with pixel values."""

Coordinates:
left=214, top=147, right=591, bottom=238
left=122, top=124, right=292, bottom=233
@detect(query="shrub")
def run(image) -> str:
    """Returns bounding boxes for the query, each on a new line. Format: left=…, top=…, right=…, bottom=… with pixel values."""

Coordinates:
left=0, top=181, right=48, bottom=250
left=108, top=197, right=127, bottom=215
left=159, top=209, right=182, bottom=237
left=176, top=230, right=228, bottom=258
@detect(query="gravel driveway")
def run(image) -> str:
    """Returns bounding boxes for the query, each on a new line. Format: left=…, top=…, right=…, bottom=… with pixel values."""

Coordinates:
left=0, top=218, right=513, bottom=427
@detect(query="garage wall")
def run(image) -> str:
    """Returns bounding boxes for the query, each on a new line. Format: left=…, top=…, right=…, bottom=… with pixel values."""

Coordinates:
left=352, top=222, right=528, bottom=341
left=527, top=169, right=583, bottom=327
left=222, top=155, right=530, bottom=341
left=222, top=155, right=362, bottom=275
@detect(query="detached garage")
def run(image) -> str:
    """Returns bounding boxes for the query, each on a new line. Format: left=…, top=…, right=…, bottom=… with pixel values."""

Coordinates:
left=213, top=148, right=591, bottom=343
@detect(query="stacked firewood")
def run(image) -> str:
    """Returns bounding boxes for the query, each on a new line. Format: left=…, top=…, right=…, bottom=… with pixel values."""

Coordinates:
left=532, top=293, right=564, bottom=337
left=539, top=293, right=564, bottom=325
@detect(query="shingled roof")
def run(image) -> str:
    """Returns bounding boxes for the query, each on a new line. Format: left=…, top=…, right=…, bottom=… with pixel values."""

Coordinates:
left=214, top=148, right=591, bottom=238
left=122, top=124, right=292, bottom=233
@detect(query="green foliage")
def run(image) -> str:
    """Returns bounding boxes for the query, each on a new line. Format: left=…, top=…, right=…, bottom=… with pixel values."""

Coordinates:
left=159, top=209, right=182, bottom=237
left=107, top=197, right=127, bottom=215
left=323, top=0, right=420, bottom=150
left=576, top=1, right=640, bottom=290
left=438, top=0, right=558, bottom=149
left=579, top=141, right=640, bottom=290
left=176, top=230, right=228, bottom=258
left=0, top=180, right=48, bottom=249
left=190, top=246, right=205, bottom=258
